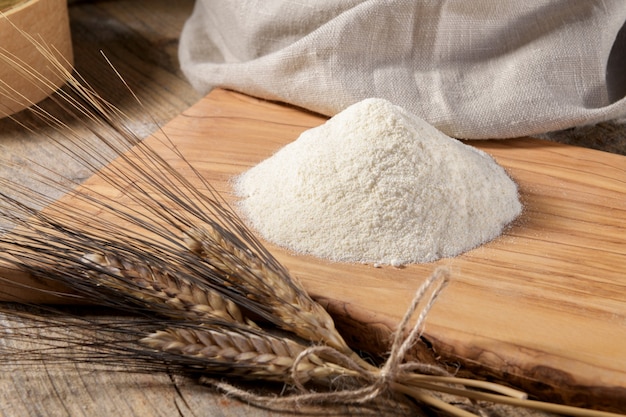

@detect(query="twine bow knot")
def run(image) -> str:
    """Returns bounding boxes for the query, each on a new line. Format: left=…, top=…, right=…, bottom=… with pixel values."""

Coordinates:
left=209, top=267, right=451, bottom=410
left=289, top=266, right=451, bottom=404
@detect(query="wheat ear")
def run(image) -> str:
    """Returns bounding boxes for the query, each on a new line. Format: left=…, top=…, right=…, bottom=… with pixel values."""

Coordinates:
left=81, top=252, right=252, bottom=326
left=141, top=326, right=358, bottom=384
left=183, top=226, right=352, bottom=355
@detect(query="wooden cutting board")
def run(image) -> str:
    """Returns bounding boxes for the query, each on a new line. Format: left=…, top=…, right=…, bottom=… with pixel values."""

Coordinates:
left=1, top=89, right=625, bottom=412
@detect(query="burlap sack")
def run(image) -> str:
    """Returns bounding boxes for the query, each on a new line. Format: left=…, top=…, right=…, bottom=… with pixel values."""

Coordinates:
left=179, top=1, right=626, bottom=139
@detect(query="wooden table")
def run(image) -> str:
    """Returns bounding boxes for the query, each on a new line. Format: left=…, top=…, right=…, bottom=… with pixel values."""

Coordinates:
left=0, top=1, right=624, bottom=416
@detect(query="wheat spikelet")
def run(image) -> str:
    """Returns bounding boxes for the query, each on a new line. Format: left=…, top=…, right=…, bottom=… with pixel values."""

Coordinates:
left=183, top=226, right=350, bottom=354
left=141, top=326, right=356, bottom=384
left=81, top=252, right=251, bottom=325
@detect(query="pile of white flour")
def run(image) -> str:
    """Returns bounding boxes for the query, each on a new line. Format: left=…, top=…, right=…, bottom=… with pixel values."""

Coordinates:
left=234, top=98, right=521, bottom=265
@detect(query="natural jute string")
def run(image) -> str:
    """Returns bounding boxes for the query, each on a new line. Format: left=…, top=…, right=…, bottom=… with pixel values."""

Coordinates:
left=206, top=267, right=451, bottom=408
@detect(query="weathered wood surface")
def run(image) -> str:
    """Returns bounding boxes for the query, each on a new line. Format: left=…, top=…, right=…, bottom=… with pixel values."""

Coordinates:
left=0, top=1, right=625, bottom=416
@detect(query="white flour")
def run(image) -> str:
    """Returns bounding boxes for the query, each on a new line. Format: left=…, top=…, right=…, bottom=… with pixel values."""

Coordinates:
left=234, top=98, right=521, bottom=265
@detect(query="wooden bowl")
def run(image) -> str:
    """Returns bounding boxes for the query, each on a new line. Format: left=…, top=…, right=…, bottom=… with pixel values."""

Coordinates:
left=0, top=0, right=73, bottom=118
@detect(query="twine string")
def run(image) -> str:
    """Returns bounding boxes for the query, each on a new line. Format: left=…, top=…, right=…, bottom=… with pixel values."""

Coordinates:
left=380, top=266, right=450, bottom=384
left=209, top=266, right=451, bottom=407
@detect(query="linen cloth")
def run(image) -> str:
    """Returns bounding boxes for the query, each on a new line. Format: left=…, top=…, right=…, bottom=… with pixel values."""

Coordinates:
left=179, top=0, right=626, bottom=139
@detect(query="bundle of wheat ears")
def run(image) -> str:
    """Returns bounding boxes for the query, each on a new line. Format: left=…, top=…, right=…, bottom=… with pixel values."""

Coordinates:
left=0, top=33, right=622, bottom=417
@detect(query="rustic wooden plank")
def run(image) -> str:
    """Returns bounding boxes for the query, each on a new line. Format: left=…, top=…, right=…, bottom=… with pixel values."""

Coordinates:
left=164, top=91, right=626, bottom=412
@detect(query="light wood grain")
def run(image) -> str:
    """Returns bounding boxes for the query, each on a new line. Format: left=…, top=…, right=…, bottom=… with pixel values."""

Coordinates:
left=2, top=88, right=624, bottom=414
left=151, top=91, right=626, bottom=412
